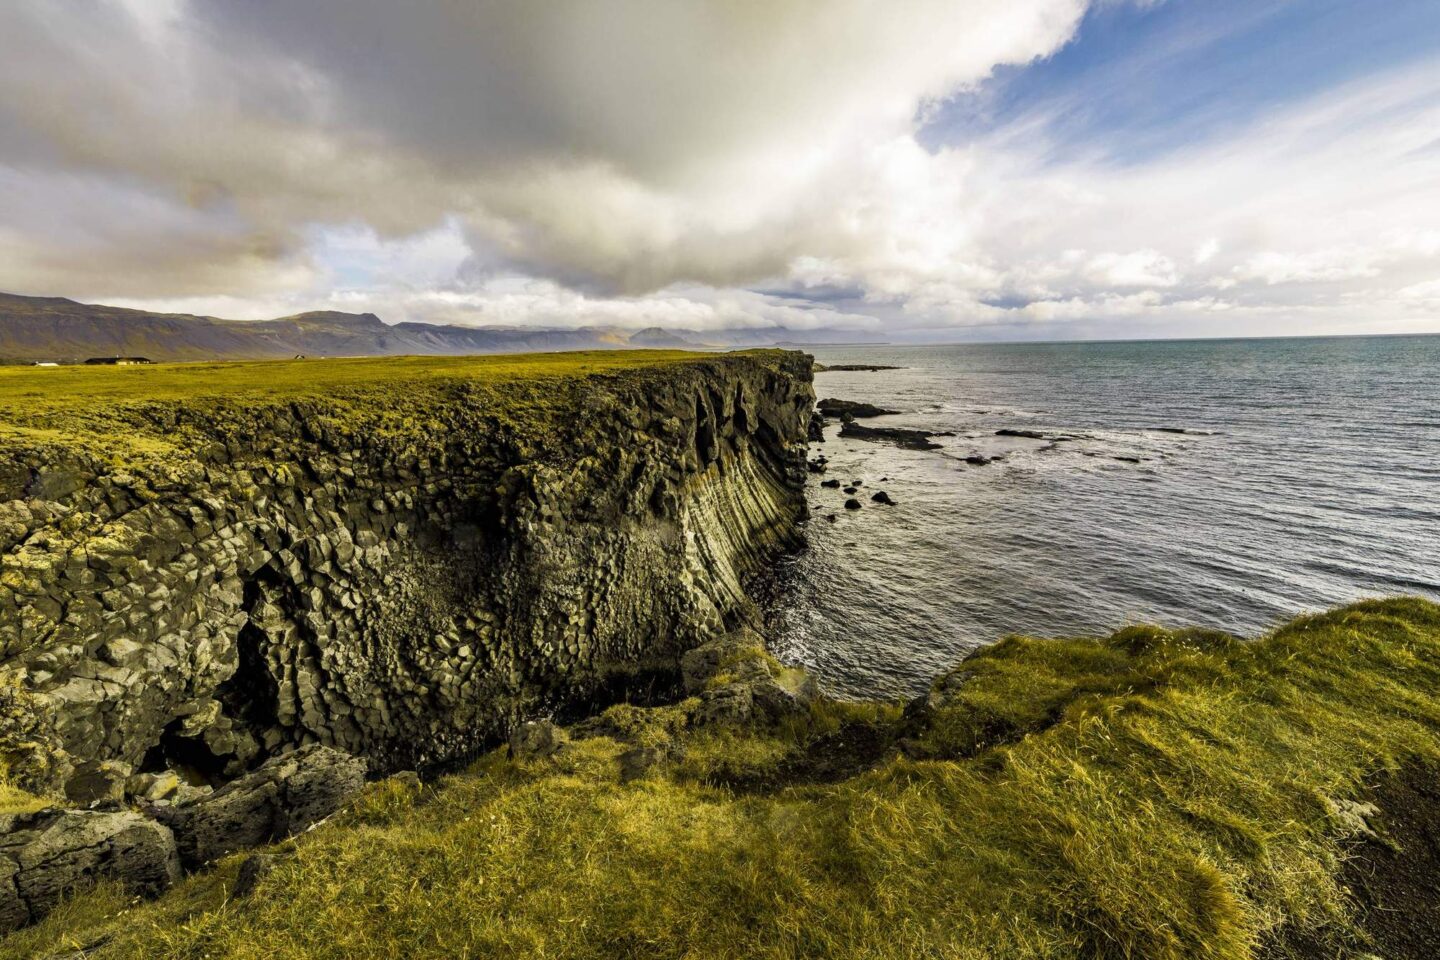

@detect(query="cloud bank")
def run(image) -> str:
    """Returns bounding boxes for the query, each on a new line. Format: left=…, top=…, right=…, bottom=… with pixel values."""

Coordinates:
left=0, top=0, right=1436, bottom=338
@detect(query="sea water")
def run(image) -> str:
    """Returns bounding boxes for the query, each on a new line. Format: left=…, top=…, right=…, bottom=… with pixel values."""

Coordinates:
left=765, top=334, right=1440, bottom=698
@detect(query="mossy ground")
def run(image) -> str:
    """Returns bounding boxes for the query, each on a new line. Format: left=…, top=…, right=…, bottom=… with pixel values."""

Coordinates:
left=0, top=350, right=744, bottom=466
left=6, top=597, right=1439, bottom=959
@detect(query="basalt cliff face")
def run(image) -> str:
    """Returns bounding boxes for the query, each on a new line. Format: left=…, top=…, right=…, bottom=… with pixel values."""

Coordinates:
left=0, top=351, right=813, bottom=802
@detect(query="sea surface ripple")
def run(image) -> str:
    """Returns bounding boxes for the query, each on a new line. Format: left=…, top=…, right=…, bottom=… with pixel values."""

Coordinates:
left=763, top=335, right=1440, bottom=698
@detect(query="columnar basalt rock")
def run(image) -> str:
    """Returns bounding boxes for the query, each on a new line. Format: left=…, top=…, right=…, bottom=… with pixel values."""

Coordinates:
left=0, top=352, right=814, bottom=800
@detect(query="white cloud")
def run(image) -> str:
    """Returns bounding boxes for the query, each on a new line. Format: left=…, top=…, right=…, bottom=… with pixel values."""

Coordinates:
left=0, top=1, right=1437, bottom=339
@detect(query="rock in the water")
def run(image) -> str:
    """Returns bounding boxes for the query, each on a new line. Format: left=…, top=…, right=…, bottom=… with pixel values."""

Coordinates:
left=0, top=808, right=180, bottom=931
left=509, top=720, right=569, bottom=761
left=964, top=455, right=992, bottom=466
left=844, top=499, right=862, bottom=510
left=825, top=514, right=838, bottom=523
left=815, top=364, right=902, bottom=373
left=153, top=745, right=366, bottom=870
left=817, top=399, right=899, bottom=419
left=995, top=428, right=1046, bottom=440
left=870, top=491, right=895, bottom=505
left=839, top=422, right=946, bottom=451
left=843, top=486, right=858, bottom=495
left=820, top=479, right=841, bottom=489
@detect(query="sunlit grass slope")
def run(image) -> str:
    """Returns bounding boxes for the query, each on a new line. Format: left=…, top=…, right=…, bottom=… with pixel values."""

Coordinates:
left=0, top=350, right=723, bottom=464
left=7, top=597, right=1439, bottom=960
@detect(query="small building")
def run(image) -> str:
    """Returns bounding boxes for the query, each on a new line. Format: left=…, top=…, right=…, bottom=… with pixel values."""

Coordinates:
left=84, top=356, right=154, bottom=365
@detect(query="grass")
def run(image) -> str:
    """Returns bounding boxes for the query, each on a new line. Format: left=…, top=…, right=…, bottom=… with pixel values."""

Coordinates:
left=6, top=597, right=1440, bottom=959
left=0, top=350, right=750, bottom=467
left=0, top=352, right=712, bottom=412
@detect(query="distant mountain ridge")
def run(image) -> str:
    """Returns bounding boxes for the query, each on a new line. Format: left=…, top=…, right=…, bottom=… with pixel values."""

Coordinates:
left=0, top=291, right=872, bottom=361
left=0, top=292, right=640, bottom=361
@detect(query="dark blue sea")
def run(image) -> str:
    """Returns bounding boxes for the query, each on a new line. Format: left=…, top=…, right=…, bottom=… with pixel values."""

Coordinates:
left=765, top=335, right=1440, bottom=698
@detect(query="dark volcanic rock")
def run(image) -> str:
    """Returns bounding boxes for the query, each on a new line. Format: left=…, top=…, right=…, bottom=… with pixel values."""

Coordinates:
left=0, top=353, right=815, bottom=797
left=815, top=364, right=902, bottom=372
left=964, top=455, right=992, bottom=466
left=0, top=808, right=180, bottom=931
left=153, top=745, right=366, bottom=870
left=509, top=720, right=569, bottom=761
left=839, top=422, right=945, bottom=451
left=820, top=479, right=841, bottom=489
left=995, top=428, right=1046, bottom=440
left=817, top=398, right=899, bottom=419
left=844, top=499, right=862, bottom=510
left=870, top=491, right=895, bottom=505
left=683, top=629, right=815, bottom=728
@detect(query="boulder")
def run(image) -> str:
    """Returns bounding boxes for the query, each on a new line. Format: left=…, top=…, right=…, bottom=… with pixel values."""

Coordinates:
left=844, top=499, right=862, bottom=510
left=870, top=491, right=896, bottom=505
left=0, top=808, right=180, bottom=931
left=509, top=720, right=569, bottom=761
left=839, top=422, right=946, bottom=451
left=680, top=628, right=768, bottom=694
left=153, top=745, right=366, bottom=870
left=807, top=412, right=825, bottom=443
left=820, top=479, right=841, bottom=489
left=618, top=745, right=677, bottom=784
left=691, top=683, right=754, bottom=727
left=817, top=399, right=899, bottom=419
left=64, top=759, right=130, bottom=806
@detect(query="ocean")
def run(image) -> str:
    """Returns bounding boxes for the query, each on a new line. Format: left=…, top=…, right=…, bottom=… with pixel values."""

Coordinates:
left=763, top=334, right=1440, bottom=699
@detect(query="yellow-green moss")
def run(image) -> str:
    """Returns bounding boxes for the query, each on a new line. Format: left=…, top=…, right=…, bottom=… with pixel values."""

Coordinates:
left=7, top=597, right=1440, bottom=960
left=0, top=349, right=795, bottom=469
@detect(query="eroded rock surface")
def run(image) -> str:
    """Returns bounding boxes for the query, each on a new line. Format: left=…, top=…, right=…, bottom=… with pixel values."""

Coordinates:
left=0, top=352, right=814, bottom=799
left=153, top=745, right=366, bottom=869
left=0, top=808, right=180, bottom=930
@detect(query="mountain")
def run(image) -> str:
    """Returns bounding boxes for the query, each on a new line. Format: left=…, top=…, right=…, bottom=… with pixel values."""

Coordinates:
left=0, top=291, right=874, bottom=362
left=626, top=326, right=707, bottom=348
left=0, top=293, right=633, bottom=362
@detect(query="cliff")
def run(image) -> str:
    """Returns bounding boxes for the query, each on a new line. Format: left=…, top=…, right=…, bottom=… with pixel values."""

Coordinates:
left=0, top=350, right=814, bottom=801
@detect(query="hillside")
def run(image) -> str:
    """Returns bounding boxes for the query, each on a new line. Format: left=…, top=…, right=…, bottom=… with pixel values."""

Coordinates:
left=0, top=293, right=643, bottom=362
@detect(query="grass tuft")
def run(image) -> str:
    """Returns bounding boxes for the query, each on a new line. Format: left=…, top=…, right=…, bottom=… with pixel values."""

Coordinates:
left=6, top=597, right=1440, bottom=959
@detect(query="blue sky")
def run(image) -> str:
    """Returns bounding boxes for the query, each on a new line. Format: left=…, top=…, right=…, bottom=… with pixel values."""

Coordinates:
left=926, top=0, right=1440, bottom=164
left=2, top=0, right=1438, bottom=341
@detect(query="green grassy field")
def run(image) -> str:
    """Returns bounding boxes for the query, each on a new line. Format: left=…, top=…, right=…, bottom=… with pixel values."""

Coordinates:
left=0, top=350, right=738, bottom=467
left=6, top=597, right=1438, bottom=960
left=0, top=352, right=710, bottom=413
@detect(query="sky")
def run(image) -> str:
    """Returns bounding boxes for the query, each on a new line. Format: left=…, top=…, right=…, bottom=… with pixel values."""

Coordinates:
left=1, top=0, right=1438, bottom=342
